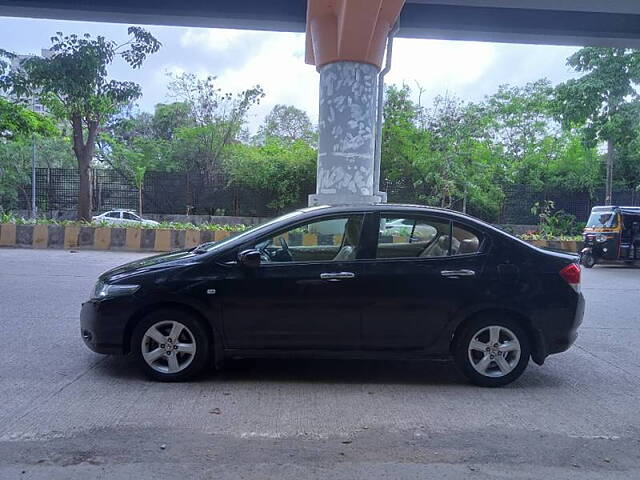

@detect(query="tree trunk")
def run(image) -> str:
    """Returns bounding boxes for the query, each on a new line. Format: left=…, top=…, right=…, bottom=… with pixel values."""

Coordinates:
left=71, top=115, right=98, bottom=221
left=77, top=154, right=92, bottom=221
left=605, top=139, right=614, bottom=206
left=139, top=184, right=143, bottom=216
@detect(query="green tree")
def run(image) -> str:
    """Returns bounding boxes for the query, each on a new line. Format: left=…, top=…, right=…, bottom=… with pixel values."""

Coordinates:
left=225, top=139, right=316, bottom=212
left=152, top=102, right=192, bottom=140
left=0, top=97, right=57, bottom=139
left=381, top=85, right=503, bottom=219
left=555, top=48, right=640, bottom=204
left=257, top=104, right=316, bottom=145
left=167, top=73, right=264, bottom=182
left=0, top=28, right=161, bottom=220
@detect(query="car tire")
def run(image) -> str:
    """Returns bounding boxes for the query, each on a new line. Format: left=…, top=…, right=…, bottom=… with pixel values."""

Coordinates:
left=581, top=253, right=596, bottom=269
left=132, top=309, right=211, bottom=382
left=454, top=315, right=531, bottom=387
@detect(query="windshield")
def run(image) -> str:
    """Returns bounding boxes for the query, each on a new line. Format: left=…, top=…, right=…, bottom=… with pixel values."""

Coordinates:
left=586, top=211, right=617, bottom=229
left=197, top=210, right=305, bottom=253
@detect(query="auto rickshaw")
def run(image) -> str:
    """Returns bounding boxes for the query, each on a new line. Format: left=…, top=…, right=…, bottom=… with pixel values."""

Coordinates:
left=581, top=205, right=640, bottom=268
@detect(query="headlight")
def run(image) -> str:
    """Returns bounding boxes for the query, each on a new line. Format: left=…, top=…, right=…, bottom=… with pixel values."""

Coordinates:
left=92, top=281, right=140, bottom=299
left=596, top=234, right=607, bottom=243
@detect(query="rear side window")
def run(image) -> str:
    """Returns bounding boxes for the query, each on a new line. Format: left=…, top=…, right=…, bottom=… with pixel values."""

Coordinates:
left=451, top=223, right=482, bottom=255
left=106, top=212, right=120, bottom=218
left=377, top=216, right=451, bottom=258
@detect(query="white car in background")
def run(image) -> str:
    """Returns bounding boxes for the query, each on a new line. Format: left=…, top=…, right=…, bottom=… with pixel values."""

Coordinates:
left=92, top=210, right=159, bottom=226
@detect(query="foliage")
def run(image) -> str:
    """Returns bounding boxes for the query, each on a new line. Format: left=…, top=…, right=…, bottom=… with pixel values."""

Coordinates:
left=0, top=27, right=161, bottom=220
left=0, top=211, right=248, bottom=231
left=0, top=98, right=57, bottom=139
left=166, top=73, right=264, bottom=182
left=518, top=232, right=583, bottom=242
left=225, top=139, right=316, bottom=212
left=531, top=200, right=583, bottom=237
left=1, top=41, right=631, bottom=222
left=256, top=104, right=316, bottom=145
left=555, top=48, right=640, bottom=192
left=0, top=135, right=75, bottom=207
left=381, top=85, right=504, bottom=220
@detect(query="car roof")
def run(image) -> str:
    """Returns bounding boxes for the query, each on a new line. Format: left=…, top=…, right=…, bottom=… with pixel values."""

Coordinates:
left=299, top=203, right=487, bottom=224
left=592, top=205, right=640, bottom=214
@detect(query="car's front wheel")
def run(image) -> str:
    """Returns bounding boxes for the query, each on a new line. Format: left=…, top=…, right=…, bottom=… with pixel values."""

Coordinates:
left=581, top=252, right=596, bottom=268
left=132, top=309, right=211, bottom=381
left=454, top=316, right=531, bottom=387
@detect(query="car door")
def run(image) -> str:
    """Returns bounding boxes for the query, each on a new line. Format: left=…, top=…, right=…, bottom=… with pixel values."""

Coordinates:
left=217, top=213, right=372, bottom=350
left=360, top=214, right=489, bottom=350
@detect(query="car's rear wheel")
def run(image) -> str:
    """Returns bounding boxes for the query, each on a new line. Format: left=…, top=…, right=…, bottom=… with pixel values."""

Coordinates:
left=454, top=316, right=530, bottom=387
left=132, top=309, right=211, bottom=381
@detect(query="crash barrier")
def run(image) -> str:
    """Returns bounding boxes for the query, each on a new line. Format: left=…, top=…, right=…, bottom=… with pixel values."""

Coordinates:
left=0, top=223, right=581, bottom=254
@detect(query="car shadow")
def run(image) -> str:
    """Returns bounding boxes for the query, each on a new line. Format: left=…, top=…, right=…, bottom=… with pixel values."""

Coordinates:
left=97, top=354, right=470, bottom=386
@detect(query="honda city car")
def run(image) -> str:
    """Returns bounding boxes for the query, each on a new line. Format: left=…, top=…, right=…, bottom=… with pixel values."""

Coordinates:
left=81, top=204, right=584, bottom=387
left=92, top=210, right=160, bottom=227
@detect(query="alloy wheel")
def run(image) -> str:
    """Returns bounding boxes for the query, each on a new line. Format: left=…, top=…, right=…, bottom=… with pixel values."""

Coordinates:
left=467, top=325, right=521, bottom=378
left=141, top=320, right=196, bottom=374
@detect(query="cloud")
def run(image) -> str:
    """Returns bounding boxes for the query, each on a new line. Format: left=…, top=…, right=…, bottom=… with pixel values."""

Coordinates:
left=0, top=16, right=581, bottom=131
left=176, top=29, right=319, bottom=130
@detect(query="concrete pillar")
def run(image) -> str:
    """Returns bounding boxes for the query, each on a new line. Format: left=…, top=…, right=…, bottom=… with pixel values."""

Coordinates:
left=309, top=61, right=381, bottom=206
left=306, top=0, right=405, bottom=206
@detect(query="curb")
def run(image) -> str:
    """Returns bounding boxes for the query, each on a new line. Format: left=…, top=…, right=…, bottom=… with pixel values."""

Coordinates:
left=0, top=223, right=237, bottom=253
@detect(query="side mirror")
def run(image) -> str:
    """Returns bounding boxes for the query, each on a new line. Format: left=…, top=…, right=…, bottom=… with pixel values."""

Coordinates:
left=238, top=249, right=261, bottom=268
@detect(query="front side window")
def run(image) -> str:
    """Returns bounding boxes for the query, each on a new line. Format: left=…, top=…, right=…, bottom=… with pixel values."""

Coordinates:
left=254, top=215, right=365, bottom=264
left=377, top=216, right=451, bottom=258
left=123, top=212, right=139, bottom=221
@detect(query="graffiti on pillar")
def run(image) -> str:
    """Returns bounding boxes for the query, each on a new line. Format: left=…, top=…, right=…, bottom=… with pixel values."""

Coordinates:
left=316, top=62, right=377, bottom=198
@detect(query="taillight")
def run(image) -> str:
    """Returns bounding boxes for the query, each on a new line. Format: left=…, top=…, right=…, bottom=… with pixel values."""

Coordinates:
left=559, top=263, right=581, bottom=293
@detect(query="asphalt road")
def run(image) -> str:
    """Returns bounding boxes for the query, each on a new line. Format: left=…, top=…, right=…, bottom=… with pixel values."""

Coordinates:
left=0, top=248, right=639, bottom=479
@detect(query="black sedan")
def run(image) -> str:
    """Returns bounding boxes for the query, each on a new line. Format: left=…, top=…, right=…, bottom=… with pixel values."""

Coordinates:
left=81, top=204, right=584, bottom=387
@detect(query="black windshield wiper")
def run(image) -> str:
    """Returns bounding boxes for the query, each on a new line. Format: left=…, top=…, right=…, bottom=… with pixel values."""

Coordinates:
left=192, top=241, right=216, bottom=254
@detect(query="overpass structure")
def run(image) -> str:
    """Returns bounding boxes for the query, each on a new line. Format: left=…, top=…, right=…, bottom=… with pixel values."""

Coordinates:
left=2, top=0, right=638, bottom=205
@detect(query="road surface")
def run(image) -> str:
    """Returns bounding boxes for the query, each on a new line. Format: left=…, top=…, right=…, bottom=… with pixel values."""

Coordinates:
left=0, top=248, right=639, bottom=479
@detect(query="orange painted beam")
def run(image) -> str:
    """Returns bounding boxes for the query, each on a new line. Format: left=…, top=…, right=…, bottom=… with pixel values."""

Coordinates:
left=306, top=0, right=405, bottom=69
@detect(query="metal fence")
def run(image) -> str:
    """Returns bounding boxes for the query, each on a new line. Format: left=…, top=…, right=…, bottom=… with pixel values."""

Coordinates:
left=499, top=184, right=640, bottom=224
left=3, top=168, right=640, bottom=223
left=3, top=168, right=309, bottom=217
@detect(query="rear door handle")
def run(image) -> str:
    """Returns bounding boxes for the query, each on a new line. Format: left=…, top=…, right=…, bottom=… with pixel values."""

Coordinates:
left=441, top=269, right=476, bottom=278
left=320, top=272, right=356, bottom=281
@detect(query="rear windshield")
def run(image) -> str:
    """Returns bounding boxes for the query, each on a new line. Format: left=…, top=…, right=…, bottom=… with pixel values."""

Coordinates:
left=586, top=211, right=617, bottom=228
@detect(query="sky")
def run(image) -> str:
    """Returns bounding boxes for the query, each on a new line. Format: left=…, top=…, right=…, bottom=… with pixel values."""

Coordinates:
left=0, top=16, right=581, bottom=132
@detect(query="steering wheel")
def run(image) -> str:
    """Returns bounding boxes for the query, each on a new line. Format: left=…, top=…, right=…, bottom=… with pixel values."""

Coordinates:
left=277, top=237, right=294, bottom=262
left=256, top=240, right=273, bottom=262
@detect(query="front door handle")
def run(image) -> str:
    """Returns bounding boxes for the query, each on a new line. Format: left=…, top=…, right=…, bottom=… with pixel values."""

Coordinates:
left=441, top=269, right=476, bottom=278
left=320, top=272, right=356, bottom=281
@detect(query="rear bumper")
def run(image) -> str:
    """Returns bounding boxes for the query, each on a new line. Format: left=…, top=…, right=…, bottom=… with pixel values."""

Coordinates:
left=531, top=292, right=584, bottom=364
left=549, top=292, right=585, bottom=354
left=80, top=300, right=129, bottom=355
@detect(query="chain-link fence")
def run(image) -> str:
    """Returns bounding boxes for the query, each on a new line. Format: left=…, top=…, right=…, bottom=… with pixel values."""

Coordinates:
left=499, top=184, right=640, bottom=224
left=3, top=167, right=640, bottom=223
left=2, top=168, right=309, bottom=217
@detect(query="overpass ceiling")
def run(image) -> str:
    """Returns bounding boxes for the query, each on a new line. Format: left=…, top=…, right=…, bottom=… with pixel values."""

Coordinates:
left=1, top=1, right=640, bottom=47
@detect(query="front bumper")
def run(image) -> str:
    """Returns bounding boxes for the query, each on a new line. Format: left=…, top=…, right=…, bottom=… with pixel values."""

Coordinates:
left=80, top=299, right=130, bottom=354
